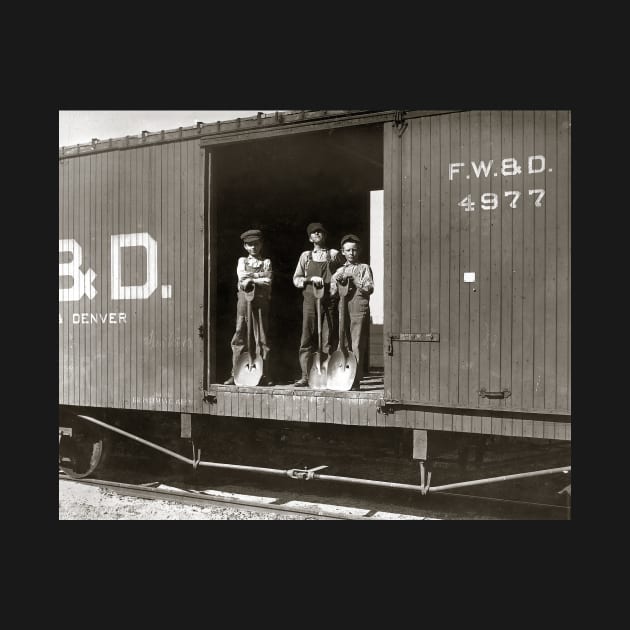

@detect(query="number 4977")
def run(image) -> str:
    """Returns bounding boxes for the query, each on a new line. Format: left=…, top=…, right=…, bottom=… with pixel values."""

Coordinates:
left=458, top=189, right=545, bottom=211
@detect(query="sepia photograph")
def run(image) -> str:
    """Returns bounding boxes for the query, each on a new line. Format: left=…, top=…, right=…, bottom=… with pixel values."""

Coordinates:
left=59, top=110, right=571, bottom=520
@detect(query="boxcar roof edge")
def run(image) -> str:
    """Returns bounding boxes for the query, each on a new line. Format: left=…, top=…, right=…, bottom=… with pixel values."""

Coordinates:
left=59, top=110, right=461, bottom=158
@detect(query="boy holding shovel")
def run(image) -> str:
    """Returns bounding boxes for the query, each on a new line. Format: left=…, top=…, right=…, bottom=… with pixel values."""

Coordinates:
left=292, top=222, right=343, bottom=387
left=330, top=234, right=374, bottom=390
left=224, top=229, right=273, bottom=386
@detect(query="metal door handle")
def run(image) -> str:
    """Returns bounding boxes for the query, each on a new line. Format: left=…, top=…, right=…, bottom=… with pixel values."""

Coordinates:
left=478, top=389, right=511, bottom=399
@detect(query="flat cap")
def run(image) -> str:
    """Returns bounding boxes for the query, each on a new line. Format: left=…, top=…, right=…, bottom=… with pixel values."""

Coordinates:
left=341, top=233, right=361, bottom=247
left=240, top=229, right=263, bottom=243
left=306, top=222, right=327, bottom=235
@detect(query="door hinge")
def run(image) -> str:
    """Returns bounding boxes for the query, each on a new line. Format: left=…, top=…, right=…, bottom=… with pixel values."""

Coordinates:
left=393, top=110, right=408, bottom=137
left=387, top=333, right=440, bottom=355
left=198, top=324, right=205, bottom=339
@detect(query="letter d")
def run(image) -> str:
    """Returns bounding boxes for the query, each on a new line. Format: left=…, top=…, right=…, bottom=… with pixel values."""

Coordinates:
left=111, top=233, right=158, bottom=300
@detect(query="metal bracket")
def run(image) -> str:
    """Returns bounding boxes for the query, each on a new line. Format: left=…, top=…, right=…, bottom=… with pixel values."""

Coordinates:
left=59, top=426, right=73, bottom=447
left=376, top=398, right=398, bottom=414
left=287, top=465, right=328, bottom=481
left=203, top=391, right=217, bottom=404
left=419, top=460, right=432, bottom=496
left=388, top=333, right=439, bottom=355
left=478, top=388, right=511, bottom=400
left=393, top=110, right=408, bottom=137
left=191, top=441, right=202, bottom=470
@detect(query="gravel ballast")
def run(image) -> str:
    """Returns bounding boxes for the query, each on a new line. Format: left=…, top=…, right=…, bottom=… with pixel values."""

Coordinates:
left=59, top=480, right=311, bottom=520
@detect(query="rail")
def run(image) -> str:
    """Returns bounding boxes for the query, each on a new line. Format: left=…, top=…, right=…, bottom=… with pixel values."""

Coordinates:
left=59, top=475, right=349, bottom=520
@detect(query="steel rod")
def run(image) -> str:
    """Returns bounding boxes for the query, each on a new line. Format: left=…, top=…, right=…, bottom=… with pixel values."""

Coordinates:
left=312, top=473, right=426, bottom=492
left=427, top=467, right=571, bottom=492
left=76, top=415, right=287, bottom=476
left=74, top=415, right=570, bottom=494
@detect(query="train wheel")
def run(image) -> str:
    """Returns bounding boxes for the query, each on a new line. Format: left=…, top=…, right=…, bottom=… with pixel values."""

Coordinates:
left=59, top=429, right=107, bottom=479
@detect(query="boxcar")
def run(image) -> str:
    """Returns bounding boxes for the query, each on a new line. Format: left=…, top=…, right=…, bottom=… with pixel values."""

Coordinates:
left=59, top=110, right=570, bottom=483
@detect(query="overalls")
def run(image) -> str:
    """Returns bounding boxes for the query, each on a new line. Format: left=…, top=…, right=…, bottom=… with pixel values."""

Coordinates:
left=230, top=258, right=270, bottom=376
left=298, top=251, right=339, bottom=379
left=340, top=269, right=371, bottom=387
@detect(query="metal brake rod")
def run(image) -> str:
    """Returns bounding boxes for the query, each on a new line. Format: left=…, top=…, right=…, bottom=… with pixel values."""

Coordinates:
left=310, top=473, right=429, bottom=492
left=76, top=414, right=286, bottom=476
left=426, top=466, right=571, bottom=493
left=75, top=414, right=570, bottom=494
left=75, top=414, right=423, bottom=488
left=303, top=465, right=570, bottom=493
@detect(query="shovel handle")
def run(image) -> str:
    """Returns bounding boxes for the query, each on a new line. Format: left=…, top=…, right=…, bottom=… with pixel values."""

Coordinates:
left=243, top=283, right=256, bottom=301
left=313, top=283, right=325, bottom=353
left=337, top=292, right=346, bottom=353
left=315, top=292, right=323, bottom=354
left=336, top=277, right=350, bottom=297
left=245, top=294, right=255, bottom=360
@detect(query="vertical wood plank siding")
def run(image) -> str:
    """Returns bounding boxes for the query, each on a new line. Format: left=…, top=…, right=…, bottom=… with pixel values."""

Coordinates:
left=60, top=112, right=569, bottom=442
left=383, top=111, right=570, bottom=415
left=59, top=140, right=204, bottom=412
left=207, top=386, right=570, bottom=441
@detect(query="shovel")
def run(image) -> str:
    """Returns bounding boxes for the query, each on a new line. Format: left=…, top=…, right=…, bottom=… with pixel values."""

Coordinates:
left=234, top=283, right=264, bottom=387
left=308, top=283, right=328, bottom=389
left=327, top=279, right=357, bottom=391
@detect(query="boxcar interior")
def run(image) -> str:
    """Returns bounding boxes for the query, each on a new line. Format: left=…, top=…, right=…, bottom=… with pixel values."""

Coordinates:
left=212, top=124, right=383, bottom=384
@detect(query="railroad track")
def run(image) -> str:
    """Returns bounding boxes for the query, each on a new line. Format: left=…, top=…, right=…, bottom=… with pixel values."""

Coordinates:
left=59, top=473, right=405, bottom=520
left=436, top=489, right=570, bottom=517
left=59, top=470, right=569, bottom=520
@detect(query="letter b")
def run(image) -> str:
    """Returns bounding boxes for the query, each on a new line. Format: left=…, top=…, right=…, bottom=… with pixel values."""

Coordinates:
left=59, top=239, right=97, bottom=302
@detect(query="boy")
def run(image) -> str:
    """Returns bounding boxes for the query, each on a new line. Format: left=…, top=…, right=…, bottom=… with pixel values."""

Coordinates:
left=224, top=229, right=273, bottom=385
left=330, top=234, right=374, bottom=390
left=292, top=222, right=344, bottom=387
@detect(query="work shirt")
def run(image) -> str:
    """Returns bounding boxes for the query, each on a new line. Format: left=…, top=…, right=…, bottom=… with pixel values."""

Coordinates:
left=330, top=262, right=374, bottom=297
left=293, top=248, right=343, bottom=288
left=237, top=255, right=273, bottom=296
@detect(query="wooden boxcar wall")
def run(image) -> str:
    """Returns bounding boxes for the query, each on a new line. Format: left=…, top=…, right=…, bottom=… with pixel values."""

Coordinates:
left=59, top=140, right=206, bottom=413
left=384, top=110, right=570, bottom=417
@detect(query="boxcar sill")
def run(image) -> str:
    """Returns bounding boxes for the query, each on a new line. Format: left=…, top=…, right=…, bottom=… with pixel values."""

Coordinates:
left=207, top=384, right=384, bottom=398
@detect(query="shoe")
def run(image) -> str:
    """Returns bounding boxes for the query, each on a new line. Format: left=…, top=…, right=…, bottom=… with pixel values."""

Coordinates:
left=223, top=376, right=235, bottom=385
left=294, top=377, right=309, bottom=387
left=260, top=376, right=275, bottom=386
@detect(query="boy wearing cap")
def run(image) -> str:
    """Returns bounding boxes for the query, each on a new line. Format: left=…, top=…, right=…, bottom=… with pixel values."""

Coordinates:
left=330, top=234, right=374, bottom=390
left=224, top=229, right=273, bottom=385
left=292, top=222, right=344, bottom=387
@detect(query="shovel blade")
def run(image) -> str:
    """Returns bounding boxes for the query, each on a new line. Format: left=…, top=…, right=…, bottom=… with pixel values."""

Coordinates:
left=234, top=353, right=264, bottom=387
left=327, top=350, right=357, bottom=391
left=308, top=353, right=328, bottom=389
